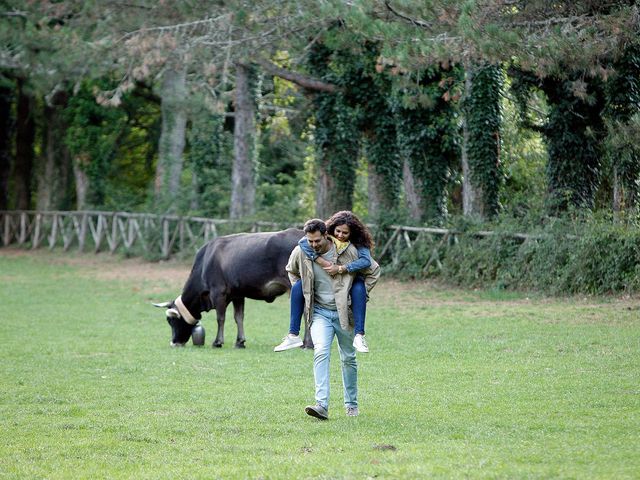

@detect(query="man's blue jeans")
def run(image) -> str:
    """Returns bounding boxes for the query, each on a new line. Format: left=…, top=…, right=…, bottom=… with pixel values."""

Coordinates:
left=310, top=305, right=358, bottom=411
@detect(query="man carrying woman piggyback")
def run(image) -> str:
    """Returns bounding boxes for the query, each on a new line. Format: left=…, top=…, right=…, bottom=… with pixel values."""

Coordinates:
left=275, top=210, right=379, bottom=354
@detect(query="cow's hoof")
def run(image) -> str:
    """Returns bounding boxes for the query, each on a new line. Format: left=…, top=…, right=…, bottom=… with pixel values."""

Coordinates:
left=212, top=342, right=223, bottom=348
left=303, top=343, right=314, bottom=350
left=235, top=341, right=246, bottom=349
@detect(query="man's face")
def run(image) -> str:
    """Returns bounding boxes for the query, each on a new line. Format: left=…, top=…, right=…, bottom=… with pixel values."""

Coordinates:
left=306, top=230, right=328, bottom=253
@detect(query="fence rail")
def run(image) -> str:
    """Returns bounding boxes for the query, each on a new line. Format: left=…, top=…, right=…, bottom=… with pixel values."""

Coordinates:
left=1, top=211, right=546, bottom=269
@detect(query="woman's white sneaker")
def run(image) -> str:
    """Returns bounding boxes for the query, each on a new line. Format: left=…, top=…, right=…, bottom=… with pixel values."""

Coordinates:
left=353, top=334, right=369, bottom=353
left=274, top=334, right=303, bottom=352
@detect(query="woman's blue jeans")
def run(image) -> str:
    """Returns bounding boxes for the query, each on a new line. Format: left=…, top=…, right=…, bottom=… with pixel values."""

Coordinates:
left=289, top=276, right=367, bottom=336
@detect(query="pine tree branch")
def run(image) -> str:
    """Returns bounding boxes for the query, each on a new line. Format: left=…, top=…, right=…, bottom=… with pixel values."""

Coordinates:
left=1, top=10, right=27, bottom=18
left=117, top=14, right=231, bottom=43
left=506, top=14, right=593, bottom=29
left=255, top=58, right=339, bottom=93
left=383, top=2, right=433, bottom=30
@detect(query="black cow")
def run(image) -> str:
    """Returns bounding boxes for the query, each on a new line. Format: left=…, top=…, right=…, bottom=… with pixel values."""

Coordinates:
left=154, top=228, right=304, bottom=348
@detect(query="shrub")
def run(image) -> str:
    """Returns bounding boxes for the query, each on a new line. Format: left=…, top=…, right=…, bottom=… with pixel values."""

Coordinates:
left=383, top=214, right=640, bottom=295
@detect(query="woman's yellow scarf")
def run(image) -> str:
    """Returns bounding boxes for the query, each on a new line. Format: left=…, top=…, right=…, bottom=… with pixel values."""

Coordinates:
left=329, top=235, right=350, bottom=254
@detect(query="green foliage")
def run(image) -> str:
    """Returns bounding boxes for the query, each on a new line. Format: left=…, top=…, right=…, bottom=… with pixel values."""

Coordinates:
left=254, top=116, right=307, bottom=221
left=404, top=214, right=640, bottom=295
left=510, top=65, right=609, bottom=212
left=5, top=2, right=639, bottom=226
left=254, top=65, right=308, bottom=221
left=351, top=156, right=370, bottom=220
left=499, top=78, right=548, bottom=215
left=299, top=132, right=317, bottom=219
left=255, top=172, right=304, bottom=222
left=185, top=107, right=231, bottom=217
left=105, top=86, right=161, bottom=212
left=441, top=228, right=522, bottom=290
left=381, top=208, right=640, bottom=295
left=463, top=64, right=504, bottom=217
left=64, top=80, right=128, bottom=207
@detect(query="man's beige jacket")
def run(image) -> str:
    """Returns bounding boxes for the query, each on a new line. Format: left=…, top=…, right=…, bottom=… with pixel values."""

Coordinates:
left=286, top=241, right=381, bottom=331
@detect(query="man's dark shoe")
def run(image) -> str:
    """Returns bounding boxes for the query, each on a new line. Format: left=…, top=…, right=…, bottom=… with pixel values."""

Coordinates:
left=305, top=403, right=328, bottom=420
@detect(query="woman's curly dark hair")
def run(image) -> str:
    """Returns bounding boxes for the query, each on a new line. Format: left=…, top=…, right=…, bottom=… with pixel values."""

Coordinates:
left=325, top=210, right=375, bottom=251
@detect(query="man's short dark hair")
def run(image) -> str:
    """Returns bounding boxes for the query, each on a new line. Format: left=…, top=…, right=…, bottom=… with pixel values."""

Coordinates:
left=303, top=218, right=327, bottom=235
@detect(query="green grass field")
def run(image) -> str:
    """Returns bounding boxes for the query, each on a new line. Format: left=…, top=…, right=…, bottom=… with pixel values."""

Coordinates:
left=1, top=249, right=639, bottom=479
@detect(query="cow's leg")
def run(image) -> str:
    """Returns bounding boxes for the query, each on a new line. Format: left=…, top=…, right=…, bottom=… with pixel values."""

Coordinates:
left=232, top=298, right=246, bottom=348
left=213, top=302, right=227, bottom=348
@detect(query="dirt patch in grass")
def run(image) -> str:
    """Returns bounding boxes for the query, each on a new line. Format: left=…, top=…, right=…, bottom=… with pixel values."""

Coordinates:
left=1, top=246, right=190, bottom=285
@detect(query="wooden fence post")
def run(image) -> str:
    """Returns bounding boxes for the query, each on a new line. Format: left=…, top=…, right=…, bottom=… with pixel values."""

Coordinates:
left=162, top=218, right=170, bottom=259
left=3, top=212, right=11, bottom=246
left=32, top=213, right=41, bottom=249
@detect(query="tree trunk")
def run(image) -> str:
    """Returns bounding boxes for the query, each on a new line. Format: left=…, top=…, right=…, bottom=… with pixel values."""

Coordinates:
left=612, top=166, right=637, bottom=213
left=155, top=66, right=187, bottom=210
left=189, top=171, right=199, bottom=212
left=402, top=158, right=422, bottom=222
left=314, top=151, right=356, bottom=219
left=73, top=154, right=90, bottom=210
left=461, top=127, right=484, bottom=217
left=36, top=92, right=72, bottom=211
left=312, top=93, right=358, bottom=219
left=0, top=82, right=12, bottom=210
left=367, top=161, right=384, bottom=220
left=315, top=158, right=335, bottom=220
left=14, top=79, right=35, bottom=210
left=462, top=68, right=485, bottom=219
left=230, top=63, right=256, bottom=219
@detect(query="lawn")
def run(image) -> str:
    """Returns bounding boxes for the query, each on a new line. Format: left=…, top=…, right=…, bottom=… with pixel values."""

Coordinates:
left=0, top=248, right=638, bottom=479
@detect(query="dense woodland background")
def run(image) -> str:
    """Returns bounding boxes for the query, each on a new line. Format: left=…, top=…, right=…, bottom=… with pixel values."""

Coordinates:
left=1, top=1, right=640, bottom=293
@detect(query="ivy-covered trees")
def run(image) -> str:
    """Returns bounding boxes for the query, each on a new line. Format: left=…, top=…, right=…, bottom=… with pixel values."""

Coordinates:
left=1, top=0, right=639, bottom=227
left=542, top=73, right=606, bottom=211
left=354, top=43, right=402, bottom=217
left=307, top=42, right=360, bottom=219
left=462, top=64, right=503, bottom=218
left=395, top=67, right=460, bottom=223
left=604, top=44, right=640, bottom=212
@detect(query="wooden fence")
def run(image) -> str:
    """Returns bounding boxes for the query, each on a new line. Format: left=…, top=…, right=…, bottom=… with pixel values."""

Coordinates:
left=0, top=210, right=291, bottom=259
left=376, top=224, right=547, bottom=274
left=1, top=210, right=544, bottom=270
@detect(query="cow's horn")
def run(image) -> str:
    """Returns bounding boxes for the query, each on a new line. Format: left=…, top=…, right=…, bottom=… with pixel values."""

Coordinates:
left=152, top=301, right=172, bottom=308
left=166, top=308, right=180, bottom=318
